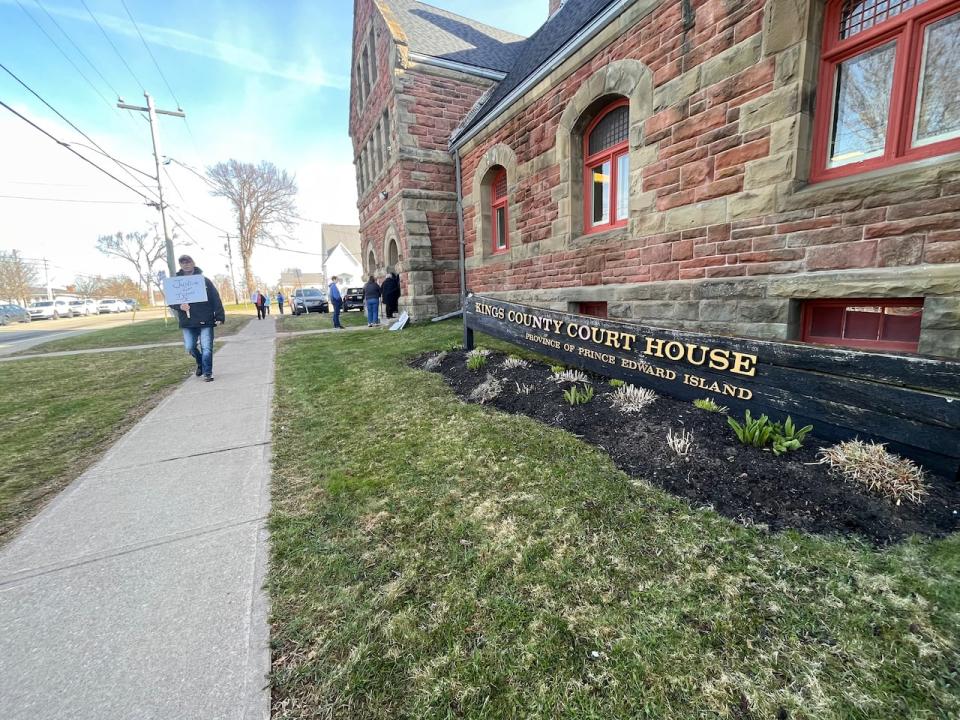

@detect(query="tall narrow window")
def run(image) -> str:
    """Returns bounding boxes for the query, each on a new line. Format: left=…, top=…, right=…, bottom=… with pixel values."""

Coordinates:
left=491, top=167, right=509, bottom=253
left=583, top=100, right=629, bottom=233
left=381, top=109, right=390, bottom=166
left=812, top=0, right=960, bottom=181
left=361, top=46, right=371, bottom=100
left=368, top=27, right=377, bottom=86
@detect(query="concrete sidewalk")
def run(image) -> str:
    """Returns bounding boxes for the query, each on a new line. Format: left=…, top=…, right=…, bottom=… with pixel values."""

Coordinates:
left=0, top=317, right=275, bottom=719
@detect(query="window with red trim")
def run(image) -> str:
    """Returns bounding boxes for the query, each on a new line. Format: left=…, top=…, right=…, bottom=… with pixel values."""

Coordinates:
left=583, top=100, right=629, bottom=233
left=577, top=301, right=608, bottom=318
left=491, top=167, right=509, bottom=253
left=801, top=298, right=924, bottom=351
left=811, top=0, right=960, bottom=182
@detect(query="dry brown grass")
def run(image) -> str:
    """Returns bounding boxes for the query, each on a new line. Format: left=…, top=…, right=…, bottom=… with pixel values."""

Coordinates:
left=819, top=440, right=929, bottom=505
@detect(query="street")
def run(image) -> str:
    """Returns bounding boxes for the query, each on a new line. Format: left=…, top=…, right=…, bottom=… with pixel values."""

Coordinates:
left=0, top=307, right=170, bottom=356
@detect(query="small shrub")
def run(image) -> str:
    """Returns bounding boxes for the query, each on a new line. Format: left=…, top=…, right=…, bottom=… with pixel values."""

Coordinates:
left=550, top=364, right=566, bottom=374
left=563, top=385, right=594, bottom=406
left=819, top=440, right=928, bottom=505
left=609, top=379, right=625, bottom=388
left=514, top=382, right=533, bottom=395
left=552, top=369, right=591, bottom=384
left=422, top=352, right=446, bottom=371
left=469, top=373, right=503, bottom=404
left=445, top=341, right=464, bottom=352
left=666, top=428, right=694, bottom=458
left=610, top=384, right=657, bottom=413
left=727, top=410, right=776, bottom=448
left=693, top=397, right=727, bottom=414
left=467, top=348, right=491, bottom=359
left=771, top=416, right=813, bottom=456
left=466, top=354, right=487, bottom=371
left=502, top=356, right=529, bottom=370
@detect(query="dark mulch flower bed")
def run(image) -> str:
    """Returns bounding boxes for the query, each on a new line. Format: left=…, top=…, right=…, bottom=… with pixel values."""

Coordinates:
left=414, top=349, right=960, bottom=545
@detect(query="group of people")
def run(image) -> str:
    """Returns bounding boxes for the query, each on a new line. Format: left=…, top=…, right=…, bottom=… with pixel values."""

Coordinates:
left=251, top=290, right=285, bottom=319
left=328, top=270, right=401, bottom=329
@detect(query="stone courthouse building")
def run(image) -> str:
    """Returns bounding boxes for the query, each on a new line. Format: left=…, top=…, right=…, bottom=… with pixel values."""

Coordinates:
left=350, top=0, right=960, bottom=357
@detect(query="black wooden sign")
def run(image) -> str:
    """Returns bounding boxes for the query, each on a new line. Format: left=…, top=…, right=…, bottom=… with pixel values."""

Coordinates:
left=463, top=294, right=960, bottom=478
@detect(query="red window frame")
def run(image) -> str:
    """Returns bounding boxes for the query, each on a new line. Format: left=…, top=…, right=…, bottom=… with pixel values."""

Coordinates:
left=491, top=167, right=509, bottom=254
left=811, top=0, right=960, bottom=183
left=578, top=301, right=608, bottom=318
left=800, top=298, right=924, bottom=352
left=583, top=99, right=629, bottom=234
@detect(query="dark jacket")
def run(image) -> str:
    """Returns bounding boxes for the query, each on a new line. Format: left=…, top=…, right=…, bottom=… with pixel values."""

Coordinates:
left=169, top=267, right=225, bottom=328
left=363, top=280, right=381, bottom=301
left=381, top=274, right=400, bottom=302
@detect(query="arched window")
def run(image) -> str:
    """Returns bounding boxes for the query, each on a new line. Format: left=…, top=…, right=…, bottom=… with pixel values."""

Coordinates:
left=491, top=167, right=509, bottom=253
left=366, top=249, right=376, bottom=276
left=583, top=99, right=629, bottom=233
left=388, top=237, right=400, bottom=267
left=811, top=0, right=960, bottom=182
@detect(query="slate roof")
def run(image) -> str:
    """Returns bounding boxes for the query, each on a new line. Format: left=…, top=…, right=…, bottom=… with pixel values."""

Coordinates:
left=452, top=0, right=620, bottom=143
left=380, top=0, right=526, bottom=73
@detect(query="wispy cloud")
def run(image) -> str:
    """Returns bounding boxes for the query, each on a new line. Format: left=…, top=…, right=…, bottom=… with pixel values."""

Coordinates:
left=2, top=0, right=348, bottom=88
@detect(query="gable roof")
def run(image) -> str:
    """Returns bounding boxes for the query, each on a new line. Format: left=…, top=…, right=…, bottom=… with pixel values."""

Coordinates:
left=379, top=0, right=526, bottom=73
left=451, top=0, right=621, bottom=143
left=321, top=224, right=361, bottom=261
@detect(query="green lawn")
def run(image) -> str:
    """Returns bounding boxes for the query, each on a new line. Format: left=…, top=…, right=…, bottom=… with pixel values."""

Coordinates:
left=276, top=306, right=374, bottom=333
left=0, top=348, right=191, bottom=541
left=20, top=305, right=255, bottom=354
left=269, top=321, right=960, bottom=719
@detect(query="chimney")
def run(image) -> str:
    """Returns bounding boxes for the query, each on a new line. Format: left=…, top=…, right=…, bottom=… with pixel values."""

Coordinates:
left=549, top=0, right=564, bottom=18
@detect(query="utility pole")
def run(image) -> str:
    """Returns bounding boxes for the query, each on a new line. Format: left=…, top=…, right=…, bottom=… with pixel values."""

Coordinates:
left=43, top=257, right=52, bottom=300
left=223, top=233, right=239, bottom=304
left=118, top=92, right=185, bottom=276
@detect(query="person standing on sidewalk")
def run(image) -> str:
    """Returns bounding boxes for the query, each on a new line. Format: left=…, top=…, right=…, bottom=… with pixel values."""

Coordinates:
left=264, top=293, right=272, bottom=316
left=381, top=270, right=401, bottom=319
left=329, top=276, right=344, bottom=329
left=171, top=255, right=225, bottom=382
left=276, top=291, right=285, bottom=315
left=253, top=290, right=266, bottom=320
left=363, top=275, right=381, bottom=327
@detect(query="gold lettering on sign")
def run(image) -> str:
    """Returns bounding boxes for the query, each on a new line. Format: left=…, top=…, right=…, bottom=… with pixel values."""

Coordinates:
left=643, top=337, right=757, bottom=378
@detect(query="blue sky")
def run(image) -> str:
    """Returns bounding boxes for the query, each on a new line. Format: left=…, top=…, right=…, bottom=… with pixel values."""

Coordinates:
left=0, top=0, right=546, bottom=287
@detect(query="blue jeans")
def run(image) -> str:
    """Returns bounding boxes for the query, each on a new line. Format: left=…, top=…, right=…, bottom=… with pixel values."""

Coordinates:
left=182, top=326, right=214, bottom=376
left=332, top=299, right=343, bottom=328
left=366, top=298, right=379, bottom=325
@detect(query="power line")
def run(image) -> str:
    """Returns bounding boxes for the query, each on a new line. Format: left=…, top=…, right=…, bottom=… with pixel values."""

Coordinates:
left=119, top=0, right=181, bottom=109
left=162, top=165, right=185, bottom=202
left=0, top=194, right=145, bottom=204
left=165, top=201, right=230, bottom=234
left=167, top=157, right=214, bottom=187
left=14, top=0, right=117, bottom=115
left=80, top=0, right=145, bottom=93
left=32, top=0, right=122, bottom=101
left=0, top=61, right=157, bottom=191
left=0, top=100, right=154, bottom=203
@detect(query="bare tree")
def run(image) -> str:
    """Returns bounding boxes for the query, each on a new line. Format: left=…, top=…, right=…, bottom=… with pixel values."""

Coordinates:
left=0, top=250, right=39, bottom=306
left=206, top=160, right=298, bottom=296
left=74, top=275, right=105, bottom=299
left=212, top=273, right=236, bottom=305
left=100, top=275, right=144, bottom=302
left=95, top=227, right=165, bottom=305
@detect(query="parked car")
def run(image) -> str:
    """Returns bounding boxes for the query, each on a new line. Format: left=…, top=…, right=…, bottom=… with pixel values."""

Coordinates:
left=0, top=303, right=31, bottom=325
left=98, top=298, right=128, bottom=314
left=123, top=298, right=140, bottom=311
left=83, top=299, right=100, bottom=315
left=69, top=300, right=92, bottom=316
left=344, top=287, right=364, bottom=311
left=291, top=288, right=329, bottom=315
left=28, top=299, right=73, bottom=320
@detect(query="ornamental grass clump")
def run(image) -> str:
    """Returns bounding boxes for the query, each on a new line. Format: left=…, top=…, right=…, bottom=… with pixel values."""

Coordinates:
left=422, top=352, right=446, bottom=371
left=552, top=369, right=591, bottom=385
left=693, top=397, right=727, bottom=413
left=666, top=428, right=694, bottom=458
left=819, top=440, right=929, bottom=505
left=501, top=356, right=529, bottom=370
left=609, top=379, right=625, bottom=388
left=563, top=384, right=594, bottom=406
left=610, top=384, right=657, bottom=413
left=466, top=354, right=487, bottom=371
left=469, top=373, right=504, bottom=404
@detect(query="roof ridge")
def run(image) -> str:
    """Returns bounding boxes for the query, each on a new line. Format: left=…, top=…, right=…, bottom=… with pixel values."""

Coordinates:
left=406, top=0, right=527, bottom=40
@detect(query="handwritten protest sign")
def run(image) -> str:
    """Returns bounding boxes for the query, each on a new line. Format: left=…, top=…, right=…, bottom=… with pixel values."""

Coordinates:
left=163, top=275, right=207, bottom=306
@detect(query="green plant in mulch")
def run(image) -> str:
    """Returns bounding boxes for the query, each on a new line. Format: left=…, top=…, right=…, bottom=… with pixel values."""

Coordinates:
left=693, top=397, right=727, bottom=413
left=466, top=354, right=487, bottom=371
left=728, top=411, right=813, bottom=456
left=819, top=440, right=929, bottom=505
left=549, top=364, right=565, bottom=374
left=609, top=378, right=625, bottom=388
left=563, top=384, right=594, bottom=406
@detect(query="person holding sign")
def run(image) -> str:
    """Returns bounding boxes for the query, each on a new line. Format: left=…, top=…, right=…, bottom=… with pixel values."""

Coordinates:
left=167, top=255, right=225, bottom=382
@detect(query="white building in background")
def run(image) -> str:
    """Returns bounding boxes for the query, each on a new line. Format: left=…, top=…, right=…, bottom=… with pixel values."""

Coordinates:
left=321, top=224, right=362, bottom=287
